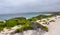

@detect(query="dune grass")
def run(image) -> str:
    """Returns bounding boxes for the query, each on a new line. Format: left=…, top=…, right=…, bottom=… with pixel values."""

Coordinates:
left=0, top=14, right=60, bottom=32
left=49, top=20, right=55, bottom=22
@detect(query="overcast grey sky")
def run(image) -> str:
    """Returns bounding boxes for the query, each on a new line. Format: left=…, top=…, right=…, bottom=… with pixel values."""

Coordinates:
left=0, top=0, right=60, bottom=14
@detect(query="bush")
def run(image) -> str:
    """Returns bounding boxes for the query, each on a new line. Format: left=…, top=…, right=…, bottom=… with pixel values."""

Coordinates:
left=0, top=27, right=3, bottom=31
left=5, top=17, right=27, bottom=28
left=0, top=21, right=5, bottom=28
left=42, top=22, right=47, bottom=24
left=5, top=20, right=18, bottom=28
left=49, top=20, right=55, bottom=22
left=15, top=24, right=33, bottom=33
left=35, top=22, right=48, bottom=32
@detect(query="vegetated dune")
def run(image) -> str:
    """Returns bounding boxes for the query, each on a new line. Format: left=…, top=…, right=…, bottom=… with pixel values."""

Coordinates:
left=0, top=13, right=60, bottom=35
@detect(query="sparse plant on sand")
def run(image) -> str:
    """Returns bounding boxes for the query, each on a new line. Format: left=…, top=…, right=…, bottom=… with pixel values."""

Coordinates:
left=49, top=20, right=55, bottom=22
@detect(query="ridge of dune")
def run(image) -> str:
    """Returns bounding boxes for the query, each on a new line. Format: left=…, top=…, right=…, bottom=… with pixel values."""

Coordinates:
left=0, top=15, right=60, bottom=35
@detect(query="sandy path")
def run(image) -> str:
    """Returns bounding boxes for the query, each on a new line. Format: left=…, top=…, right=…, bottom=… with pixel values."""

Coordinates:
left=44, top=17, right=60, bottom=35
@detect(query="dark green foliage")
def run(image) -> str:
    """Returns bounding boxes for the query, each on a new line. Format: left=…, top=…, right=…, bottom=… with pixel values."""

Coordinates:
left=13, top=17, right=26, bottom=25
left=5, top=19, right=18, bottom=28
left=28, top=14, right=55, bottom=21
left=28, top=18, right=37, bottom=21
left=15, top=23, right=33, bottom=33
left=5, top=17, right=27, bottom=28
left=0, top=21, right=5, bottom=28
left=0, top=27, right=3, bottom=31
left=49, top=20, right=55, bottom=22
left=0, top=14, right=58, bottom=32
left=15, top=22, right=48, bottom=33
left=0, top=21, right=5, bottom=31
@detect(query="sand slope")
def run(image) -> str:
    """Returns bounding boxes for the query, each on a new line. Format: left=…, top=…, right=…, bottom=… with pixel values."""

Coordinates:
left=44, top=16, right=60, bottom=35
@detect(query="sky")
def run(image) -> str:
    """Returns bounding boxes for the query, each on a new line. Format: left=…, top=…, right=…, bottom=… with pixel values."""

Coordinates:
left=0, top=0, right=60, bottom=14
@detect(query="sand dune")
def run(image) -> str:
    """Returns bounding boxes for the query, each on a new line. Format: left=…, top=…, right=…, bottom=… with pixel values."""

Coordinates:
left=44, top=16, right=60, bottom=35
left=0, top=15, right=60, bottom=35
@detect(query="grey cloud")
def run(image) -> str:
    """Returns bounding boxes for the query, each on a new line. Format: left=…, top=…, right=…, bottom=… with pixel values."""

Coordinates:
left=0, top=0, right=60, bottom=14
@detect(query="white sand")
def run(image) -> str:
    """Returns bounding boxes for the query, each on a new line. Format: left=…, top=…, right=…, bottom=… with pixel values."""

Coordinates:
left=0, top=25, right=21, bottom=35
left=44, top=16, right=60, bottom=35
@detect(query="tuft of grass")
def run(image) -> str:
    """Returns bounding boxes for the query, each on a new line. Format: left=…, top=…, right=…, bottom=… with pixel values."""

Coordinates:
left=42, top=22, right=47, bottom=24
left=15, top=23, right=33, bottom=33
left=0, top=27, right=3, bottom=31
left=49, top=20, right=55, bottom=22
left=42, top=20, right=46, bottom=22
left=35, top=22, right=48, bottom=32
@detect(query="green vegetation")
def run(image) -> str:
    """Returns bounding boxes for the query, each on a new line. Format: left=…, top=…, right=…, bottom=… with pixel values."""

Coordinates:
left=0, top=21, right=5, bottom=31
left=35, top=22, right=48, bottom=32
left=0, top=17, right=27, bottom=31
left=0, top=27, right=3, bottom=31
left=49, top=20, right=55, bottom=22
left=28, top=14, right=56, bottom=21
left=15, top=22, right=48, bottom=33
left=42, top=22, right=47, bottom=24
left=42, top=20, right=46, bottom=22
left=5, top=17, right=27, bottom=28
left=15, top=23, right=33, bottom=32
left=0, top=14, right=59, bottom=32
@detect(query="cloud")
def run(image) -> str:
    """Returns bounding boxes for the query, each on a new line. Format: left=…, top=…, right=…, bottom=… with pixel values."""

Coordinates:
left=0, top=0, right=60, bottom=14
